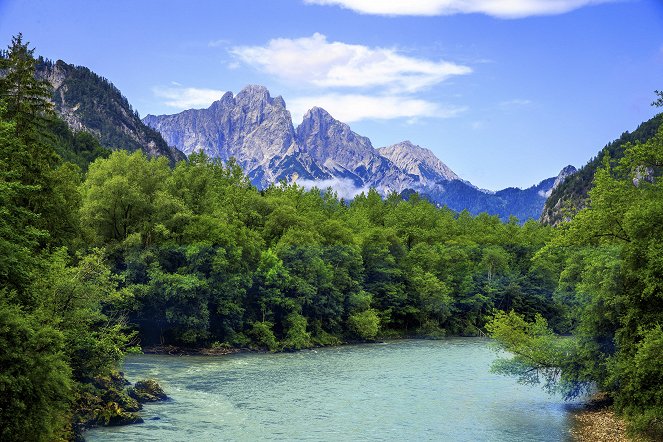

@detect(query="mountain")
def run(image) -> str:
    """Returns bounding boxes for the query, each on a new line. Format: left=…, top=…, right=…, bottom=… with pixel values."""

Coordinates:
left=143, top=84, right=563, bottom=222
left=542, top=114, right=662, bottom=225
left=36, top=58, right=185, bottom=165
left=295, top=107, right=413, bottom=192
left=378, top=141, right=459, bottom=184
left=407, top=166, right=574, bottom=222
left=143, top=85, right=326, bottom=187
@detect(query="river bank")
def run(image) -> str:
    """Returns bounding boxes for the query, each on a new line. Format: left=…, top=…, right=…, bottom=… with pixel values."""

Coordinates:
left=569, top=394, right=651, bottom=442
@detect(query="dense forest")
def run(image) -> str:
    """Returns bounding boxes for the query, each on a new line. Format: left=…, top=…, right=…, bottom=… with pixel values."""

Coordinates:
left=1, top=34, right=662, bottom=440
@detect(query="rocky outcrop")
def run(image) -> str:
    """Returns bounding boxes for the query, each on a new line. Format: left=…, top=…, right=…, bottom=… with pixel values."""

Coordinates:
left=129, top=379, right=169, bottom=403
left=36, top=59, right=185, bottom=165
left=379, top=140, right=459, bottom=185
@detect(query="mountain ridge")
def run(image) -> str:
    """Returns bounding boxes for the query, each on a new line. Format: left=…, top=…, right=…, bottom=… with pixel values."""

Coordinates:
left=144, top=84, right=567, bottom=221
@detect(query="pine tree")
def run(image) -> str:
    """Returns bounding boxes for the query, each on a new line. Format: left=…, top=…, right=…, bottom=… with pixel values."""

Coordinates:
left=0, top=33, right=54, bottom=143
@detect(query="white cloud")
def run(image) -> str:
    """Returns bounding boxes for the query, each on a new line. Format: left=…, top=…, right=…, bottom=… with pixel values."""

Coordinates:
left=230, top=33, right=471, bottom=93
left=153, top=85, right=226, bottom=109
left=296, top=177, right=369, bottom=200
left=289, top=93, right=467, bottom=123
left=303, top=0, right=613, bottom=18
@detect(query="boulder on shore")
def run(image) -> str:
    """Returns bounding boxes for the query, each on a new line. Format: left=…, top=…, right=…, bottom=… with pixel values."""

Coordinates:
left=129, top=379, right=168, bottom=403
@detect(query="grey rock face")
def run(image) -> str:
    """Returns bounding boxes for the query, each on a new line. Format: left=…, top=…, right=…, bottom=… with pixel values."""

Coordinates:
left=295, top=107, right=414, bottom=192
left=379, top=140, right=459, bottom=186
left=144, top=85, right=327, bottom=187
left=552, top=165, right=577, bottom=191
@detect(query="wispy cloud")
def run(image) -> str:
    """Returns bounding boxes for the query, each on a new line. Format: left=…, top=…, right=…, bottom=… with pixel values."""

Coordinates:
left=296, top=177, right=369, bottom=200
left=208, top=39, right=230, bottom=48
left=230, top=33, right=471, bottom=93
left=153, top=85, right=225, bottom=109
left=499, top=98, right=532, bottom=109
left=289, top=94, right=467, bottom=123
left=303, top=0, right=613, bottom=18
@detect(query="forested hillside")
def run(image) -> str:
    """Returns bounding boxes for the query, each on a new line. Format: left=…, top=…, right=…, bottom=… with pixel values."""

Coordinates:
left=35, top=58, right=185, bottom=165
left=82, top=150, right=560, bottom=349
left=541, top=112, right=663, bottom=224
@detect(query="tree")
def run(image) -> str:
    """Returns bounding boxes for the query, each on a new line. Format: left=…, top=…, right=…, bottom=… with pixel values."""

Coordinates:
left=80, top=151, right=170, bottom=244
left=0, top=301, right=73, bottom=442
left=348, top=309, right=380, bottom=340
left=0, top=33, right=54, bottom=142
left=282, top=312, right=312, bottom=350
left=486, top=311, right=588, bottom=399
left=489, top=115, right=663, bottom=435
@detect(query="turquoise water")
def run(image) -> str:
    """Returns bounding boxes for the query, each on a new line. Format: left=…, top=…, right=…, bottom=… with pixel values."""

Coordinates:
left=86, top=339, right=577, bottom=441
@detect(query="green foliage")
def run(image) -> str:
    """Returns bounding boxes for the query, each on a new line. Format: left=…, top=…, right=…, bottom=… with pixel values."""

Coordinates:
left=0, top=35, right=136, bottom=439
left=76, top=149, right=560, bottom=350
left=0, top=33, right=53, bottom=142
left=348, top=309, right=380, bottom=340
left=542, top=112, right=663, bottom=225
left=282, top=312, right=312, bottom=350
left=491, top=113, right=663, bottom=436
left=614, top=325, right=663, bottom=434
left=486, top=311, right=586, bottom=399
left=249, top=321, right=279, bottom=351
left=34, top=249, right=133, bottom=381
left=0, top=300, right=73, bottom=441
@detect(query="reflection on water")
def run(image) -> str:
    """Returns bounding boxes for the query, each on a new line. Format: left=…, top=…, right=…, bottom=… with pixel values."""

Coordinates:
left=87, top=339, right=577, bottom=441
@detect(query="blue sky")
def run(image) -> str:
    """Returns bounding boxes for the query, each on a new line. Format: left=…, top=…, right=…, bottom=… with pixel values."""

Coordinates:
left=1, top=0, right=662, bottom=190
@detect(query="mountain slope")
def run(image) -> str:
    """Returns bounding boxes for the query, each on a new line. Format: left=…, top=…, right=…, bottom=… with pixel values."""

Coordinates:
left=295, top=107, right=414, bottom=191
left=379, top=141, right=459, bottom=185
left=542, top=114, right=663, bottom=225
left=36, top=58, right=184, bottom=165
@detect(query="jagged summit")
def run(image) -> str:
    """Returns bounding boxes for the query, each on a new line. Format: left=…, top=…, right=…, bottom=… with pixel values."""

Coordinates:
left=236, top=84, right=287, bottom=109
left=143, top=84, right=319, bottom=187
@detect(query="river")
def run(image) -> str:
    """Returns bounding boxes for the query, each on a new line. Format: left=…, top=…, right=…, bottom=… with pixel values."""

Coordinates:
left=87, top=338, right=578, bottom=441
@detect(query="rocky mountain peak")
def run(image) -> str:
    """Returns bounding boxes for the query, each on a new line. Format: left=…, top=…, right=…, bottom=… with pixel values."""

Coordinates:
left=552, top=165, right=577, bottom=190
left=379, top=140, right=459, bottom=183
left=295, top=106, right=386, bottom=179
left=298, top=106, right=349, bottom=135
left=235, top=84, right=286, bottom=109
left=208, top=91, right=234, bottom=111
left=301, top=106, right=332, bottom=122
